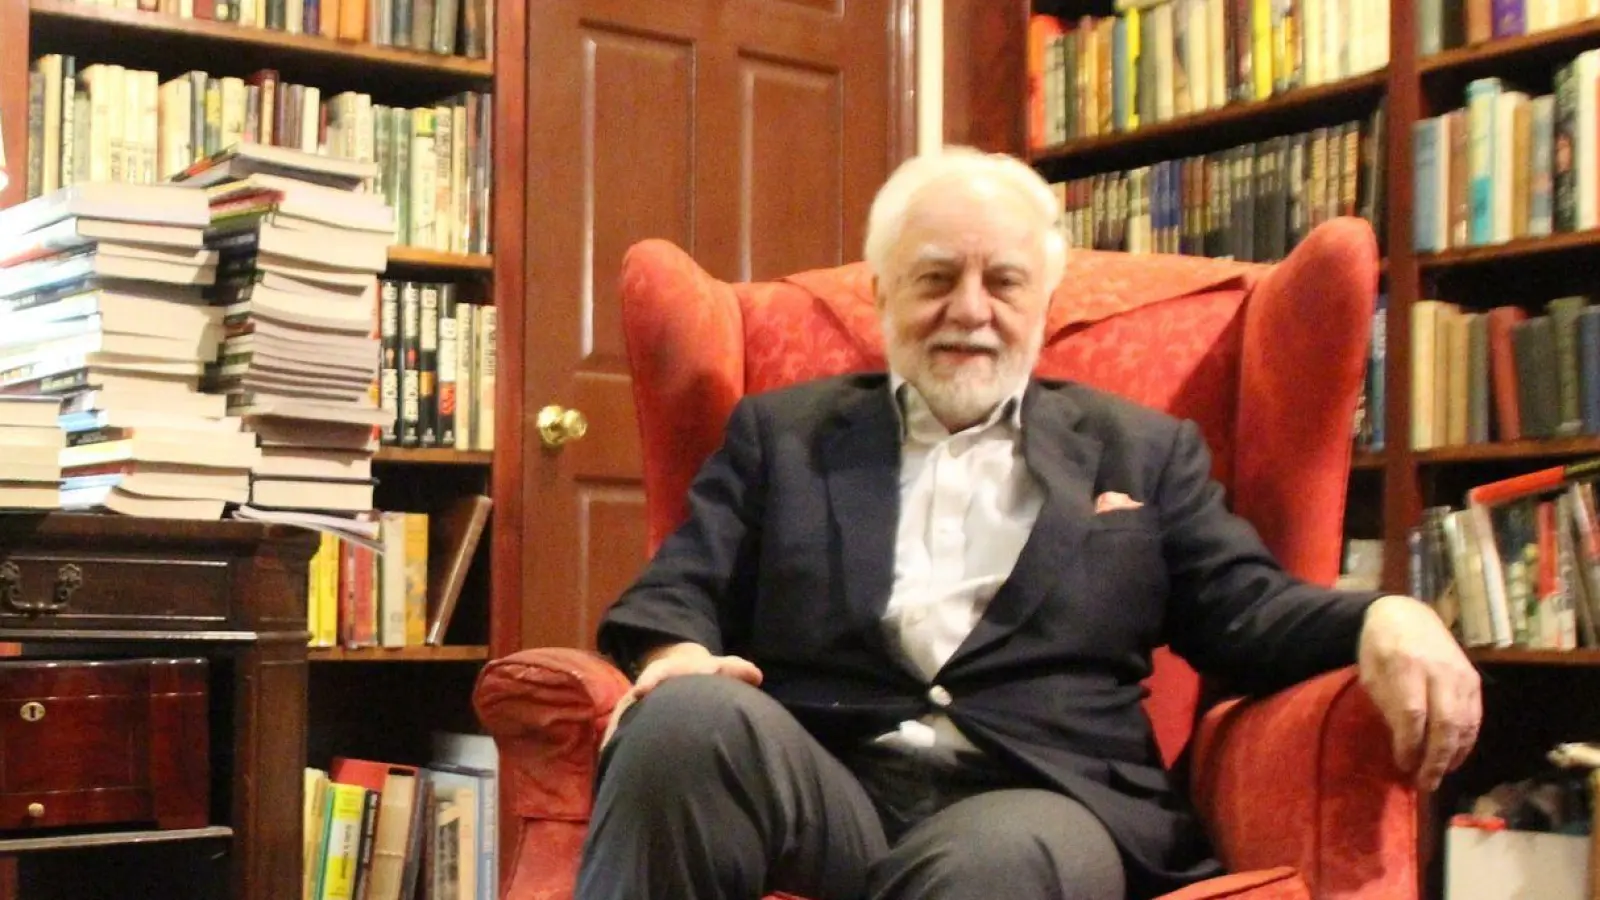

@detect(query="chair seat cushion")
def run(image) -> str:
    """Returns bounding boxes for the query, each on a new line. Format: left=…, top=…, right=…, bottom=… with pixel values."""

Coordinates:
left=760, top=866, right=1308, bottom=900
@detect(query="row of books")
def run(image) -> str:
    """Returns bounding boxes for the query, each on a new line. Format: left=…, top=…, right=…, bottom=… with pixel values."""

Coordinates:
left=1028, top=0, right=1390, bottom=149
left=306, top=495, right=489, bottom=649
left=379, top=282, right=495, bottom=451
left=1411, top=459, right=1600, bottom=651
left=1413, top=55, right=1600, bottom=252
left=305, top=733, right=498, bottom=900
left=71, top=0, right=489, bottom=60
left=1411, top=297, right=1600, bottom=451
left=1418, top=0, right=1600, bottom=57
left=23, top=57, right=492, bottom=255
left=1049, top=114, right=1384, bottom=262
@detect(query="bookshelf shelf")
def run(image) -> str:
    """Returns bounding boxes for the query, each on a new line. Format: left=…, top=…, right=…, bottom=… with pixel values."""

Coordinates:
left=373, top=447, right=493, bottom=465
left=1415, top=437, right=1600, bottom=464
left=308, top=645, right=490, bottom=662
left=386, top=246, right=494, bottom=271
left=27, top=0, right=493, bottom=86
left=1417, top=228, right=1600, bottom=270
left=1028, top=70, right=1388, bottom=173
left=1352, top=451, right=1387, bottom=471
left=1419, top=17, right=1600, bottom=79
left=0, top=825, right=233, bottom=855
left=1466, top=647, right=1600, bottom=666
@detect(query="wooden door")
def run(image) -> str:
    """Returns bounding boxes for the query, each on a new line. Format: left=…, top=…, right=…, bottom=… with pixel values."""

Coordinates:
left=512, top=0, right=916, bottom=651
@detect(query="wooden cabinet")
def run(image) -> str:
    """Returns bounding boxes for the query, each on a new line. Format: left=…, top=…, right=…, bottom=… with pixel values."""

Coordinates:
left=0, top=514, right=317, bottom=900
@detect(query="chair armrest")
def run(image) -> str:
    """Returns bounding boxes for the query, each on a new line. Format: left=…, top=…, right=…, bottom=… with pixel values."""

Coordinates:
left=1189, top=667, right=1417, bottom=900
left=473, top=647, right=630, bottom=821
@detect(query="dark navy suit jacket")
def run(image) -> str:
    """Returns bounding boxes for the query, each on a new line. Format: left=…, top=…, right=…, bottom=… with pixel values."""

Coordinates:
left=598, top=374, right=1378, bottom=898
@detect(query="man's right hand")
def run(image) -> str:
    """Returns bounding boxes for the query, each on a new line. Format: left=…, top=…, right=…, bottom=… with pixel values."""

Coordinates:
left=602, top=642, right=764, bottom=748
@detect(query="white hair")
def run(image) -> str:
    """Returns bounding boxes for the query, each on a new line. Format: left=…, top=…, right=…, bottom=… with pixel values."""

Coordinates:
left=863, top=146, right=1068, bottom=293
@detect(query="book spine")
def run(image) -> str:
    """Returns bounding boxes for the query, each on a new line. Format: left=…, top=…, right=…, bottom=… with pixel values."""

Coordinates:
left=454, top=302, right=475, bottom=451
left=419, top=283, right=439, bottom=447
left=436, top=283, right=457, bottom=448
left=379, top=279, right=401, bottom=445
left=476, top=304, right=495, bottom=452
left=399, top=280, right=422, bottom=447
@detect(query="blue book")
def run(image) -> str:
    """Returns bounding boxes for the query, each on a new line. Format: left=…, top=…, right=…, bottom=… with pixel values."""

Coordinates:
left=1413, top=118, right=1440, bottom=252
left=1467, top=79, right=1503, bottom=246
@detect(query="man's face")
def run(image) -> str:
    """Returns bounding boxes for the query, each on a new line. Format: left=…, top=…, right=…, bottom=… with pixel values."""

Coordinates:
left=876, top=177, right=1051, bottom=430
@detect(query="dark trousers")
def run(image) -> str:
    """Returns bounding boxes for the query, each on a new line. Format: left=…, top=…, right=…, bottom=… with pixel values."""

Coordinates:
left=575, top=675, right=1126, bottom=900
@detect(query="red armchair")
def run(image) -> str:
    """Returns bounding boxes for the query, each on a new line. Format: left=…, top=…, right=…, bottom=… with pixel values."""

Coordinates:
left=474, top=217, right=1417, bottom=900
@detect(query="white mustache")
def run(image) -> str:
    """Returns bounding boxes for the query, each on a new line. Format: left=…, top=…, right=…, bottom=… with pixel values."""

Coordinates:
left=925, top=329, right=1003, bottom=353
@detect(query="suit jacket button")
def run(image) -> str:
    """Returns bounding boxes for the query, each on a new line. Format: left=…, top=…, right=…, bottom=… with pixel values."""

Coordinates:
left=927, top=685, right=952, bottom=708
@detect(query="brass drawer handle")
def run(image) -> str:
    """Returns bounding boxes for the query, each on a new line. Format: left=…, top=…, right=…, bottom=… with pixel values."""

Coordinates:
left=0, top=562, right=19, bottom=612
left=50, top=564, right=82, bottom=611
left=0, top=562, right=82, bottom=615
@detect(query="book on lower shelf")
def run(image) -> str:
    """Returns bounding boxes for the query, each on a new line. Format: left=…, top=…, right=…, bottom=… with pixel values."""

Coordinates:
left=306, top=732, right=499, bottom=900
left=1412, top=459, right=1600, bottom=652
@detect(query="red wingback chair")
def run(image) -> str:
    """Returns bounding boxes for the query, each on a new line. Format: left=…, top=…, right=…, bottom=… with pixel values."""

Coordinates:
left=474, top=217, right=1417, bottom=900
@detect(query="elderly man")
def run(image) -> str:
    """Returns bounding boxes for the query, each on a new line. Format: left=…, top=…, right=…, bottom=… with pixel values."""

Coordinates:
left=577, top=148, right=1479, bottom=900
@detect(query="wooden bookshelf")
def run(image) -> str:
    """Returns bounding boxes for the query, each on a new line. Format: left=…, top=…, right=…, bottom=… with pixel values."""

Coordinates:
left=27, top=0, right=493, bottom=85
left=1467, top=647, right=1600, bottom=666
left=1030, top=70, right=1387, bottom=173
left=0, top=0, right=520, bottom=892
left=386, top=246, right=494, bottom=271
left=1416, top=437, right=1600, bottom=464
left=1420, top=15, right=1600, bottom=79
left=309, top=645, right=490, bottom=662
left=1417, top=228, right=1600, bottom=269
left=373, top=446, right=493, bottom=465
left=1352, top=451, right=1387, bottom=471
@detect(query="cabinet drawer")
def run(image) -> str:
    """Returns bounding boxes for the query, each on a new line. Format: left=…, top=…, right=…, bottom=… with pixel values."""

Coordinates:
left=0, top=553, right=231, bottom=631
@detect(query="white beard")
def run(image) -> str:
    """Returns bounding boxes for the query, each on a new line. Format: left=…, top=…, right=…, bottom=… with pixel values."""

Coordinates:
left=883, top=314, right=1043, bottom=429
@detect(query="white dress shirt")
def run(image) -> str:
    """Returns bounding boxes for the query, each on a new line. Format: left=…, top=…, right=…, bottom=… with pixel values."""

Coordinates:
left=875, top=375, right=1045, bottom=755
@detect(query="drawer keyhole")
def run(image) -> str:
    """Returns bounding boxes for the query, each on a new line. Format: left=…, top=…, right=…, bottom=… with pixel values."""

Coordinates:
left=19, top=702, right=43, bottom=723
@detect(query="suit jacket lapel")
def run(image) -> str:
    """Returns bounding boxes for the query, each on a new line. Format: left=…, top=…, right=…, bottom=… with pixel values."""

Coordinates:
left=945, top=382, right=1103, bottom=671
left=821, top=378, right=902, bottom=632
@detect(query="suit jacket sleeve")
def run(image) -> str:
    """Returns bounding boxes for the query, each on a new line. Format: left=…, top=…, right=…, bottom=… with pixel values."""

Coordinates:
left=1157, top=419, right=1380, bottom=696
left=596, top=397, right=766, bottom=675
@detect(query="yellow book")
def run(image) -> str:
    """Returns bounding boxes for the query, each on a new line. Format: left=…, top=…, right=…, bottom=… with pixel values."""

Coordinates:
left=404, top=513, right=429, bottom=645
left=1253, top=0, right=1273, bottom=100
left=318, top=782, right=368, bottom=900
left=1125, top=8, right=1140, bottom=130
left=317, top=535, right=339, bottom=648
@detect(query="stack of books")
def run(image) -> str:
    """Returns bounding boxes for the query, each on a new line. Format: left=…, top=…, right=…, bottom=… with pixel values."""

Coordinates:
left=177, top=143, right=394, bottom=542
left=0, top=395, right=64, bottom=509
left=0, top=182, right=259, bottom=520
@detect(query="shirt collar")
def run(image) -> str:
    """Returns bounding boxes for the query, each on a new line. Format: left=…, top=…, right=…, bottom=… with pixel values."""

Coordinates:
left=888, top=370, right=1027, bottom=443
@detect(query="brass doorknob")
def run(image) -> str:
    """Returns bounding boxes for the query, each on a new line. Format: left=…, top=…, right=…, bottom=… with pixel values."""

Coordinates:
left=26, top=803, right=43, bottom=818
left=537, top=406, right=589, bottom=449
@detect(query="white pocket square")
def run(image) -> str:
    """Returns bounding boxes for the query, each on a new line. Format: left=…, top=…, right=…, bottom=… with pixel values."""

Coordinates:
left=1094, top=491, right=1144, bottom=514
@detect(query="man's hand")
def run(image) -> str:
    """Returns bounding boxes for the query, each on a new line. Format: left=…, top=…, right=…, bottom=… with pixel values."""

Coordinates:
left=601, top=642, right=764, bottom=748
left=1357, top=594, right=1482, bottom=792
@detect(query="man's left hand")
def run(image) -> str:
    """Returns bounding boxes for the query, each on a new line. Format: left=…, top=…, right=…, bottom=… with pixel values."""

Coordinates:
left=1357, top=594, right=1482, bottom=792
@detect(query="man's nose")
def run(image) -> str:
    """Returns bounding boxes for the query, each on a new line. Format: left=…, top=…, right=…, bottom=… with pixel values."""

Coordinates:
left=946, top=275, right=991, bottom=326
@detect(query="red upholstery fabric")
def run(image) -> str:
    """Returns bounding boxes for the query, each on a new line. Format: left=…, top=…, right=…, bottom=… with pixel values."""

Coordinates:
left=474, top=217, right=1414, bottom=900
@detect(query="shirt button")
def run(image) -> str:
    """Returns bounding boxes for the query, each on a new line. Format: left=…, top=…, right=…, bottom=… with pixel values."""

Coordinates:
left=927, top=685, right=952, bottom=708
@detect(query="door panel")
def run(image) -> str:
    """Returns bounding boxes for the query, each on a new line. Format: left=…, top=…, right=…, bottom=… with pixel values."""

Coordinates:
left=742, top=60, right=844, bottom=279
left=522, top=0, right=912, bottom=652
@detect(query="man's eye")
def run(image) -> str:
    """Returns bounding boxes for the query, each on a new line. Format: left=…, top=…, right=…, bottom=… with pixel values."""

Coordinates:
left=918, top=272, right=953, bottom=288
